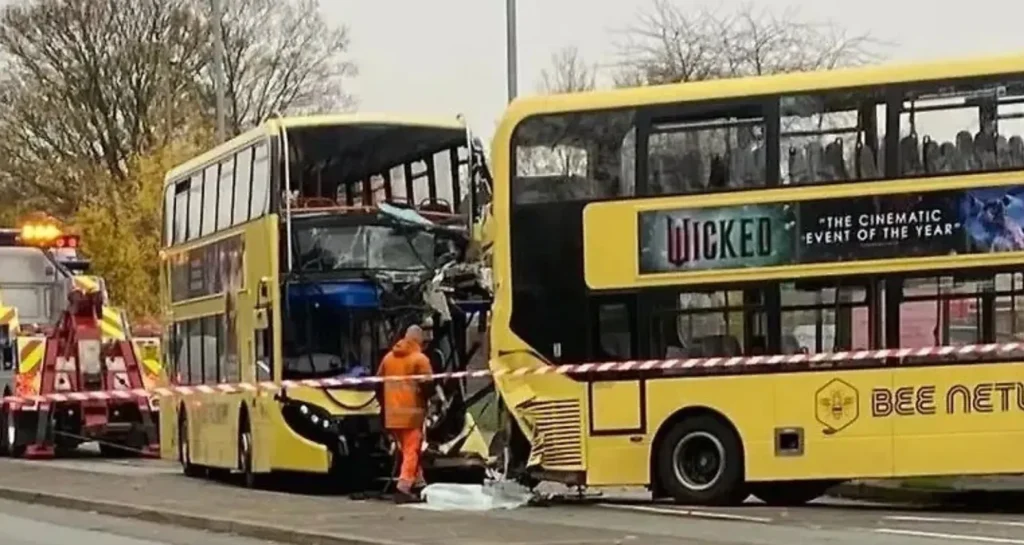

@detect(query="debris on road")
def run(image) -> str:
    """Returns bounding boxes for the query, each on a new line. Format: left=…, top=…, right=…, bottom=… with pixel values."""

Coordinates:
left=419, top=481, right=532, bottom=511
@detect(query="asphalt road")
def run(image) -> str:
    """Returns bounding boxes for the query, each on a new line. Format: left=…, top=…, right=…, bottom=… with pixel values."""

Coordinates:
left=550, top=499, right=1024, bottom=545
left=0, top=497, right=279, bottom=545
left=9, top=448, right=1024, bottom=544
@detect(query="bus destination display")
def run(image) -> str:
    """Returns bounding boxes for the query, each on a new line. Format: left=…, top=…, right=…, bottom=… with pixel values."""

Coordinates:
left=638, top=185, right=1024, bottom=274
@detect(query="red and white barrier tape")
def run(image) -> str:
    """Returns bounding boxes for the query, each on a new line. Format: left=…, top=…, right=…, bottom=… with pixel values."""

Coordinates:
left=3, top=341, right=1023, bottom=406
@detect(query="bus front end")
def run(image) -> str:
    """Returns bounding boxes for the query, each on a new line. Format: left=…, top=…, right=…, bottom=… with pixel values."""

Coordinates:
left=280, top=205, right=493, bottom=486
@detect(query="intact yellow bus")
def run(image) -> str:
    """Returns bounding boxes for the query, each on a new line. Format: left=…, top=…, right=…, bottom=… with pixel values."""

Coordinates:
left=159, top=113, right=492, bottom=487
left=489, top=53, right=1024, bottom=505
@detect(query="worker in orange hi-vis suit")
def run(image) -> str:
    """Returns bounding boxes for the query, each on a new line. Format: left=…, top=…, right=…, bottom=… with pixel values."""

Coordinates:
left=377, top=324, right=434, bottom=503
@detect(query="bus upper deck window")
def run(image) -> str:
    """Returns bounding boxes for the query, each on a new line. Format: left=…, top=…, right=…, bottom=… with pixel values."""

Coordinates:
left=780, top=91, right=886, bottom=185
left=897, top=78, right=1024, bottom=177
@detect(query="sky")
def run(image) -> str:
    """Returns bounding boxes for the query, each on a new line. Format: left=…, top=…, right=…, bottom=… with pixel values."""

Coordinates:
left=329, top=0, right=1024, bottom=141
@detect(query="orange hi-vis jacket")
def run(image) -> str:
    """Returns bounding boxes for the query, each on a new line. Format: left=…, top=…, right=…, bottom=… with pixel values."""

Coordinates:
left=377, top=338, right=433, bottom=430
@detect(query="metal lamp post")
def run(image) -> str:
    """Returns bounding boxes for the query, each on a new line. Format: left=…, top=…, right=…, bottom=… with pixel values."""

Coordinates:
left=506, top=0, right=518, bottom=103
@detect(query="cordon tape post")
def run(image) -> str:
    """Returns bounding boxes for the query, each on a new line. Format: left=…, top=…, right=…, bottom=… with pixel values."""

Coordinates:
left=4, top=341, right=1024, bottom=406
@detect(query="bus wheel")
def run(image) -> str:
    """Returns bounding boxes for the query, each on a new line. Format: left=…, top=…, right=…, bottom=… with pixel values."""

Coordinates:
left=178, top=414, right=201, bottom=477
left=238, top=416, right=257, bottom=488
left=751, top=480, right=840, bottom=506
left=656, top=415, right=746, bottom=506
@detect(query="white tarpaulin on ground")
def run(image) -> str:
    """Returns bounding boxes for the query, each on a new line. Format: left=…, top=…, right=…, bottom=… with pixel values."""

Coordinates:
left=416, top=481, right=533, bottom=511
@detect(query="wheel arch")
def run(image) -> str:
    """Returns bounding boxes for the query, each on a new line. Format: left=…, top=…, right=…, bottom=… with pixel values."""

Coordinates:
left=648, top=405, right=745, bottom=495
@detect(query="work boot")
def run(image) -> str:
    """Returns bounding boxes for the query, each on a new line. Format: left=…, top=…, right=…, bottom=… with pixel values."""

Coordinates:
left=393, top=489, right=421, bottom=504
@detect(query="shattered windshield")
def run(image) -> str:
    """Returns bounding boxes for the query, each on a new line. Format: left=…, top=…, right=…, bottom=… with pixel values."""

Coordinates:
left=296, top=225, right=435, bottom=272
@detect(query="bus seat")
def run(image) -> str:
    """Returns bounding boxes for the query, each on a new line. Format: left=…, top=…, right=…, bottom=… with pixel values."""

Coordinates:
left=856, top=143, right=878, bottom=179
left=805, top=142, right=825, bottom=182
left=284, top=353, right=345, bottom=374
left=665, top=345, right=687, bottom=358
left=974, top=130, right=998, bottom=169
left=996, top=135, right=1013, bottom=168
left=728, top=149, right=747, bottom=187
left=937, top=141, right=957, bottom=172
left=682, top=150, right=704, bottom=192
left=899, top=134, right=921, bottom=175
left=752, top=145, right=766, bottom=186
left=695, top=334, right=742, bottom=357
left=975, top=128, right=996, bottom=153
left=922, top=137, right=939, bottom=174
left=732, top=145, right=765, bottom=187
left=649, top=152, right=684, bottom=194
left=955, top=131, right=978, bottom=172
left=418, top=200, right=453, bottom=214
left=1010, top=136, right=1024, bottom=167
left=824, top=139, right=848, bottom=180
left=787, top=147, right=809, bottom=185
left=708, top=153, right=729, bottom=189
left=780, top=334, right=803, bottom=354
left=748, top=335, right=767, bottom=356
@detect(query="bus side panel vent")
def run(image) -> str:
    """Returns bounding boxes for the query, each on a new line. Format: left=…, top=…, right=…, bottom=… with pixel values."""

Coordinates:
left=774, top=427, right=804, bottom=457
left=521, top=399, right=584, bottom=470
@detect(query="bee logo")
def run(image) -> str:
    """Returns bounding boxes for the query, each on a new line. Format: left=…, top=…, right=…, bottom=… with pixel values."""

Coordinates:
left=815, top=379, right=860, bottom=434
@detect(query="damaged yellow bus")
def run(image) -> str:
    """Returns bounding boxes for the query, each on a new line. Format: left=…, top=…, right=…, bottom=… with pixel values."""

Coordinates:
left=159, top=113, right=494, bottom=488
left=489, top=53, right=1024, bottom=505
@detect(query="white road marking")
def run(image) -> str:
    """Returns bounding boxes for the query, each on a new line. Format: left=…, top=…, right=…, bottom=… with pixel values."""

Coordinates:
left=876, top=528, right=1024, bottom=544
left=597, top=503, right=773, bottom=523
left=885, top=515, right=1024, bottom=528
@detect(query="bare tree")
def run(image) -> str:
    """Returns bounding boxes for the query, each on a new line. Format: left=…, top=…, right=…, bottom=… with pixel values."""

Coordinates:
left=614, top=0, right=886, bottom=86
left=538, top=45, right=597, bottom=94
left=523, top=45, right=600, bottom=179
left=0, top=0, right=356, bottom=213
left=208, top=0, right=357, bottom=134
left=0, top=0, right=207, bottom=211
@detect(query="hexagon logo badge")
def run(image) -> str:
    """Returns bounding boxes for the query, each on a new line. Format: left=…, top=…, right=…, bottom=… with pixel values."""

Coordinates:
left=815, top=378, right=859, bottom=434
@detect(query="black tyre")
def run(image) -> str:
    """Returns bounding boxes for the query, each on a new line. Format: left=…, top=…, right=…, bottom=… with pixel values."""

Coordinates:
left=238, top=414, right=257, bottom=488
left=178, top=413, right=202, bottom=477
left=655, top=414, right=746, bottom=506
left=751, top=480, right=840, bottom=506
left=3, top=406, right=25, bottom=459
left=0, top=404, right=10, bottom=457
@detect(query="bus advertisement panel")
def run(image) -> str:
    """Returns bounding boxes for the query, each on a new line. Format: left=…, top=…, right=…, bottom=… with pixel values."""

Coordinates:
left=639, top=184, right=1024, bottom=274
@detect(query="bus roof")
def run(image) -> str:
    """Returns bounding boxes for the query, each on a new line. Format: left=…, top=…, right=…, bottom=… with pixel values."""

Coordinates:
left=497, top=52, right=1024, bottom=136
left=164, top=112, right=467, bottom=185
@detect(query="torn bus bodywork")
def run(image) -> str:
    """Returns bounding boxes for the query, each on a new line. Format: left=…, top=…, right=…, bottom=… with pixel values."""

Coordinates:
left=280, top=204, right=493, bottom=485
left=276, top=122, right=496, bottom=488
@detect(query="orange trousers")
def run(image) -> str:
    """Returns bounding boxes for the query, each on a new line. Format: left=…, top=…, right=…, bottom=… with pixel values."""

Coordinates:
left=390, top=427, right=424, bottom=493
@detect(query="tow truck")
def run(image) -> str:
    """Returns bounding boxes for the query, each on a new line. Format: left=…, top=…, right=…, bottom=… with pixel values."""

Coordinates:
left=0, top=215, right=164, bottom=458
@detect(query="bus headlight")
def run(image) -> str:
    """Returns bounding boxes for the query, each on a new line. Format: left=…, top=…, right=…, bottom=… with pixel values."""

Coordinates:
left=281, top=400, right=338, bottom=444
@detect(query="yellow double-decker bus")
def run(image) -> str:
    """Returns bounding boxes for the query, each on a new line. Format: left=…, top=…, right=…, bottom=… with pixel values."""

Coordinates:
left=489, top=53, right=1024, bottom=505
left=159, top=113, right=493, bottom=487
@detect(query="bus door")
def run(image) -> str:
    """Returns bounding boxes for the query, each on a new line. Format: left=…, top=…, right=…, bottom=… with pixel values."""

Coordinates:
left=246, top=273, right=275, bottom=472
